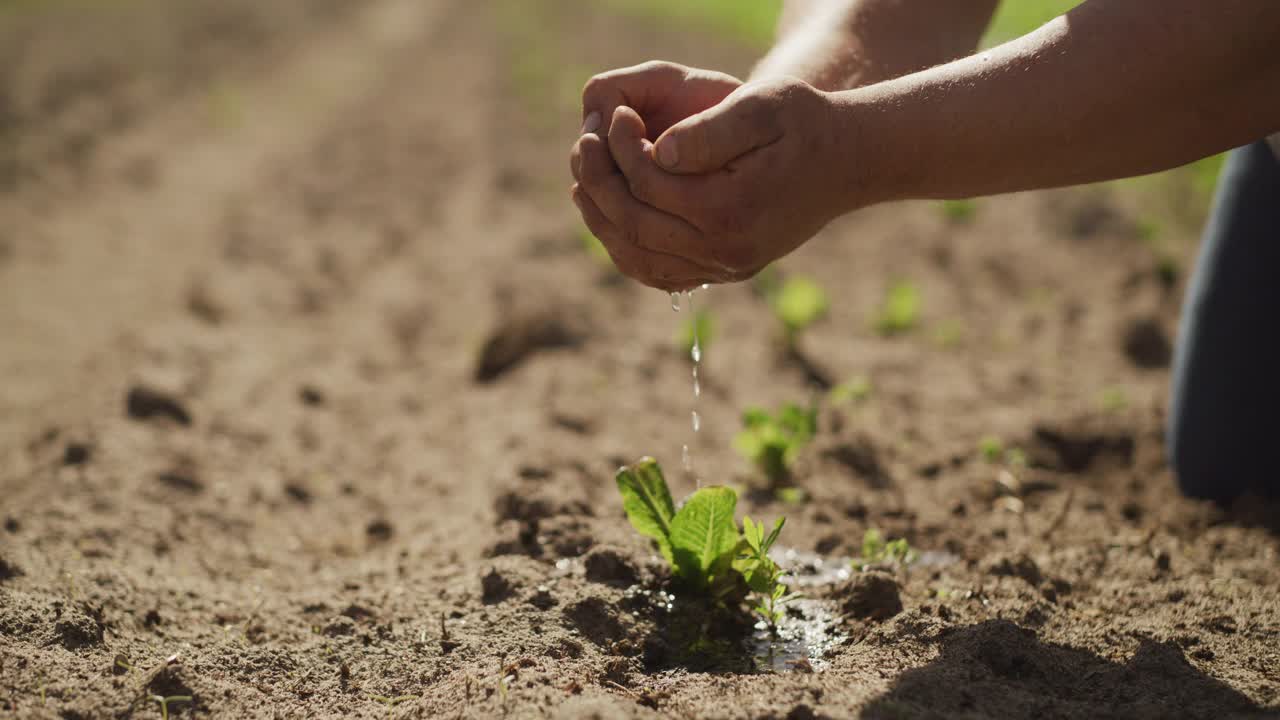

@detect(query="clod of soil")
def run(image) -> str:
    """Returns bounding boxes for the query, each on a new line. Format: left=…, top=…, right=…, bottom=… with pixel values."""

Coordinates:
left=985, top=553, right=1043, bottom=586
left=836, top=571, right=903, bottom=621
left=51, top=608, right=104, bottom=650
left=125, top=385, right=192, bottom=426
left=474, top=309, right=586, bottom=382
left=563, top=597, right=624, bottom=646
left=823, top=436, right=892, bottom=489
left=365, top=518, right=393, bottom=543
left=144, top=662, right=197, bottom=703
left=481, top=567, right=515, bottom=604
left=0, top=554, right=21, bottom=581
left=1122, top=317, right=1172, bottom=369
left=583, top=546, right=638, bottom=586
left=62, top=442, right=92, bottom=466
left=1030, top=421, right=1134, bottom=473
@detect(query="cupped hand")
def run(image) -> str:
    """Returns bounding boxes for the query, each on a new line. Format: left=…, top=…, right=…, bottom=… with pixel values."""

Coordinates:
left=571, top=77, right=855, bottom=291
left=580, top=61, right=742, bottom=139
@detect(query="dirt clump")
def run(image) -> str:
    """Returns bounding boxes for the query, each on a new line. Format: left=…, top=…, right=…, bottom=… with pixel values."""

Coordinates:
left=125, top=385, right=192, bottom=426
left=836, top=571, right=903, bottom=621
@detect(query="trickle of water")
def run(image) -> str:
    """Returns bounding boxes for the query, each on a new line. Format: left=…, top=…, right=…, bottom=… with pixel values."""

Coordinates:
left=686, top=289, right=705, bottom=488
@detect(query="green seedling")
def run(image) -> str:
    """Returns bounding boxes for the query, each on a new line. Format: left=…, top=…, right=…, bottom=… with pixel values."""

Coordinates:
left=151, top=695, right=191, bottom=720
left=615, top=459, right=793, bottom=624
left=370, top=694, right=416, bottom=718
left=1100, top=386, right=1128, bottom=412
left=828, top=375, right=872, bottom=406
left=678, top=309, right=715, bottom=359
left=774, top=487, right=807, bottom=506
left=939, top=199, right=977, bottom=224
left=854, top=529, right=916, bottom=570
left=736, top=516, right=797, bottom=630
left=733, top=404, right=817, bottom=484
left=979, top=436, right=1027, bottom=467
left=873, top=281, right=920, bottom=336
left=771, top=276, right=828, bottom=346
left=978, top=435, right=1004, bottom=463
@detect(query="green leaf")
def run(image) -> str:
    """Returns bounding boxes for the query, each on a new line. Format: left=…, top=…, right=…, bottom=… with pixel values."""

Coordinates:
left=763, top=517, right=786, bottom=552
left=743, top=515, right=763, bottom=552
left=669, top=487, right=739, bottom=587
left=615, top=458, right=676, bottom=560
left=873, top=281, right=921, bottom=336
left=772, top=276, right=829, bottom=335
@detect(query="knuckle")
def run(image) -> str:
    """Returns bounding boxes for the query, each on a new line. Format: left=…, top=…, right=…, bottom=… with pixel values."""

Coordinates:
left=581, top=75, right=609, bottom=103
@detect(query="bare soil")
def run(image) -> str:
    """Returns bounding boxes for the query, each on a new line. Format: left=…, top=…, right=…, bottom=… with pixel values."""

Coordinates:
left=1, top=1, right=1277, bottom=718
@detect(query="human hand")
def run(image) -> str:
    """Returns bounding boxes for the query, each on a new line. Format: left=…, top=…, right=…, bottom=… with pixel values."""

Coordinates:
left=579, top=61, right=742, bottom=139
left=571, top=77, right=858, bottom=291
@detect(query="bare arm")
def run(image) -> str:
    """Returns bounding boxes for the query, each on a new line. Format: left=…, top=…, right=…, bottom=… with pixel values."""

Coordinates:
left=831, top=0, right=1280, bottom=203
left=755, top=0, right=1000, bottom=89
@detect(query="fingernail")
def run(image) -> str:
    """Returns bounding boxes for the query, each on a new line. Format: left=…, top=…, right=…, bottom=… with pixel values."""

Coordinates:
left=656, top=138, right=679, bottom=169
left=581, top=112, right=601, bottom=134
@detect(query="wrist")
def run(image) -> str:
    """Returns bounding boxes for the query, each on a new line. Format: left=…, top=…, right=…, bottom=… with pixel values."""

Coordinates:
left=821, top=87, right=921, bottom=215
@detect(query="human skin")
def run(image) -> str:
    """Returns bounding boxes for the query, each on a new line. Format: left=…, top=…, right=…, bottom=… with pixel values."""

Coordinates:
left=570, top=0, right=1280, bottom=291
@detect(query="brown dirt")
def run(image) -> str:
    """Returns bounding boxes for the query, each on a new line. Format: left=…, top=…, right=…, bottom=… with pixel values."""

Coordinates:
left=1, top=1, right=1278, bottom=718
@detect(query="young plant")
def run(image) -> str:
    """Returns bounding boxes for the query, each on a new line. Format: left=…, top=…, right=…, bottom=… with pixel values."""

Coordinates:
left=151, top=695, right=192, bottom=720
left=733, top=404, right=817, bottom=484
left=873, top=281, right=920, bottom=336
left=615, top=459, right=793, bottom=625
left=771, top=276, right=828, bottom=347
left=369, top=694, right=416, bottom=718
left=939, top=199, right=977, bottom=224
left=853, top=528, right=916, bottom=570
left=615, top=459, right=739, bottom=597
left=828, top=376, right=872, bottom=406
left=736, top=516, right=797, bottom=630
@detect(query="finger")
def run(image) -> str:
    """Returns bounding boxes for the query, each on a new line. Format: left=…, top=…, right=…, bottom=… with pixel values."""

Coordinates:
left=570, top=136, right=583, bottom=183
left=580, top=131, right=736, bottom=273
left=570, top=183, right=614, bottom=239
left=607, top=106, right=705, bottom=218
left=653, top=88, right=782, bottom=174
left=572, top=185, right=716, bottom=291
left=582, top=61, right=685, bottom=136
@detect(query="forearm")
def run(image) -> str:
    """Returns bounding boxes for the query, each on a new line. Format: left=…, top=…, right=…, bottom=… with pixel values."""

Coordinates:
left=833, top=0, right=1280, bottom=205
left=753, top=0, right=998, bottom=90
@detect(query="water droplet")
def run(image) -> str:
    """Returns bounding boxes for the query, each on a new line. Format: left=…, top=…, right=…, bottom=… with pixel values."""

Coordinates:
left=670, top=292, right=680, bottom=312
left=682, top=444, right=692, bottom=472
left=691, top=343, right=701, bottom=364
left=692, top=410, right=701, bottom=432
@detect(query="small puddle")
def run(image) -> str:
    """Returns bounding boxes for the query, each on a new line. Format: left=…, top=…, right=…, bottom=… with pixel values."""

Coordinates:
left=750, top=598, right=844, bottom=672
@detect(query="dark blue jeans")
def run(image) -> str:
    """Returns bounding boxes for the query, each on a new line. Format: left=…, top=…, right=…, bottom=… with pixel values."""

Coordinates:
left=1168, top=141, right=1280, bottom=502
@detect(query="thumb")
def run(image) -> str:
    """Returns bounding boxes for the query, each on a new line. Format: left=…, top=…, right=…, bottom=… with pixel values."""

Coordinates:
left=652, top=91, right=781, bottom=174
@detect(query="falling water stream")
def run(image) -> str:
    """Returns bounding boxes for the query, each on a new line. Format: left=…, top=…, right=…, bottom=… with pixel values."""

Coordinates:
left=670, top=287, right=706, bottom=489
